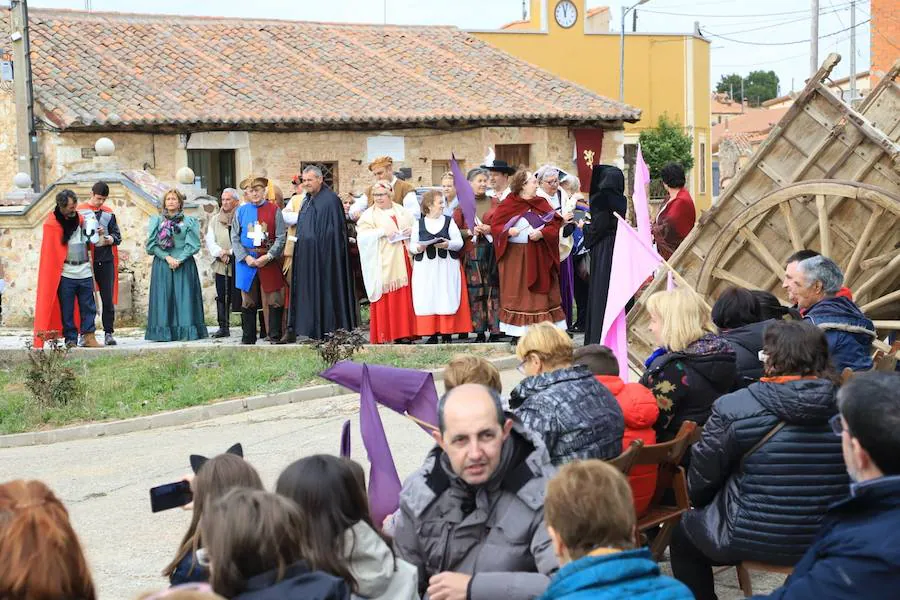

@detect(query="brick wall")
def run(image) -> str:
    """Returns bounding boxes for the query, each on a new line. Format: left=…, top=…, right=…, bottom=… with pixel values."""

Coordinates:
left=870, top=0, right=900, bottom=84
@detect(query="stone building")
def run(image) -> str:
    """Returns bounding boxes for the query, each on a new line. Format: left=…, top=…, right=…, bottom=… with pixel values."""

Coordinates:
left=0, top=7, right=638, bottom=325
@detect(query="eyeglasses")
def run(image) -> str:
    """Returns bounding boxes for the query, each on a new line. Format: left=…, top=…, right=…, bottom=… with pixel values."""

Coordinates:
left=516, top=361, right=527, bottom=374
left=829, top=414, right=846, bottom=437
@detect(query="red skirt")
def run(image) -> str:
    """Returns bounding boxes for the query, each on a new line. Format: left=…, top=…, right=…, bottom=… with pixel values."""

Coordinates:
left=369, top=255, right=417, bottom=344
left=416, top=264, right=473, bottom=336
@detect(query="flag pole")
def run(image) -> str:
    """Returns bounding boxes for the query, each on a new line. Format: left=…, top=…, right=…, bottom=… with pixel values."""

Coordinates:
left=406, top=413, right=439, bottom=433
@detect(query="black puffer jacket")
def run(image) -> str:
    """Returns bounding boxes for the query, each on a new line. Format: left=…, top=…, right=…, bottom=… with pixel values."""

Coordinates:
left=682, top=378, right=849, bottom=566
left=721, top=319, right=773, bottom=387
left=510, top=365, right=625, bottom=465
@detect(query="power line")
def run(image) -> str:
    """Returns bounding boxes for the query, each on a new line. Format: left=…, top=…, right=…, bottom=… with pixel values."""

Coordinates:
left=640, top=2, right=853, bottom=19
left=702, top=18, right=870, bottom=46
left=715, top=9, right=843, bottom=36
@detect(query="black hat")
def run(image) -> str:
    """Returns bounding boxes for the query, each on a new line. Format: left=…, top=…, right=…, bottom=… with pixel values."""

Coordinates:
left=480, top=160, right=516, bottom=175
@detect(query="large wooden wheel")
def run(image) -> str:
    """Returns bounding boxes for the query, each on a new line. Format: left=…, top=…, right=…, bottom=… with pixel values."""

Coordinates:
left=695, top=180, right=900, bottom=323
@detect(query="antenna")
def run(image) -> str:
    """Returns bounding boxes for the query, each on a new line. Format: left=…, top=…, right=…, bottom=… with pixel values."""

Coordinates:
left=85, top=0, right=91, bottom=10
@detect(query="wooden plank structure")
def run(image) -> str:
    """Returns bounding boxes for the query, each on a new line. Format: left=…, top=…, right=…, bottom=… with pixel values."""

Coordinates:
left=626, top=54, right=900, bottom=369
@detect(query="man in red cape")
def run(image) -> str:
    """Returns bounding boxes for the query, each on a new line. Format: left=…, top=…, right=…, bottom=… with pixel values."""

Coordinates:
left=77, top=181, right=121, bottom=346
left=490, top=170, right=566, bottom=338
left=34, top=190, right=101, bottom=348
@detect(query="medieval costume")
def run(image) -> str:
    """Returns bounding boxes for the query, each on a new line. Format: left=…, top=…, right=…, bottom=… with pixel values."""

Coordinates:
left=491, top=192, right=566, bottom=338
left=33, top=200, right=101, bottom=348
left=145, top=211, right=208, bottom=341
left=231, top=177, right=287, bottom=345
left=357, top=203, right=417, bottom=344
left=410, top=213, right=472, bottom=339
left=349, top=156, right=421, bottom=220
left=537, top=183, right=576, bottom=329
left=583, top=165, right=628, bottom=345
left=77, top=197, right=120, bottom=345
left=288, top=184, right=358, bottom=340
left=653, top=187, right=696, bottom=260
left=205, top=203, right=241, bottom=338
left=452, top=192, right=501, bottom=340
left=345, top=206, right=367, bottom=316
left=570, top=192, right=591, bottom=332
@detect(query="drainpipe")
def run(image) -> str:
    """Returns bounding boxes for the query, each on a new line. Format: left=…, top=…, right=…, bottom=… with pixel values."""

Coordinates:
left=10, top=0, right=40, bottom=191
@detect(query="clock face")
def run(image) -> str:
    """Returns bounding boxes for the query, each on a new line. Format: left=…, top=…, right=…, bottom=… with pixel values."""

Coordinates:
left=555, top=0, right=578, bottom=28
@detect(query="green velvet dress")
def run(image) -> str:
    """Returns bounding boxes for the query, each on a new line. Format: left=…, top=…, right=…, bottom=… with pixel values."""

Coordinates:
left=145, top=214, right=208, bottom=341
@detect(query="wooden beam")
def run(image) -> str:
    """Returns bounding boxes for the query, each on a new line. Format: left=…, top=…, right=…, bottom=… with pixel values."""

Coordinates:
left=861, top=289, right=900, bottom=314
left=861, top=247, right=900, bottom=271
left=816, top=195, right=831, bottom=257
left=712, top=268, right=762, bottom=292
left=855, top=252, right=900, bottom=301
left=874, top=321, right=900, bottom=331
left=779, top=202, right=804, bottom=252
left=814, top=82, right=900, bottom=163
left=844, top=206, right=885, bottom=283
left=741, top=226, right=788, bottom=281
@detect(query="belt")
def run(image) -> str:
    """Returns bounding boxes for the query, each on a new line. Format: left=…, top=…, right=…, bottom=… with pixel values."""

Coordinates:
left=243, top=246, right=271, bottom=253
left=65, top=259, right=89, bottom=265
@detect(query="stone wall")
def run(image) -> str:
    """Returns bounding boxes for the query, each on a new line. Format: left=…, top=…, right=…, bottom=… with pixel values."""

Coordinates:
left=0, top=90, right=18, bottom=199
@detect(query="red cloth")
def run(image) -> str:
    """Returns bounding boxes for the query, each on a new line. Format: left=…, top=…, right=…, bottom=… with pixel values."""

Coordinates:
left=653, top=188, right=696, bottom=260
left=33, top=211, right=84, bottom=348
left=77, top=203, right=119, bottom=305
left=597, top=375, right=659, bottom=518
left=490, top=193, right=562, bottom=294
left=254, top=201, right=286, bottom=293
left=836, top=287, right=854, bottom=301
left=369, top=253, right=417, bottom=343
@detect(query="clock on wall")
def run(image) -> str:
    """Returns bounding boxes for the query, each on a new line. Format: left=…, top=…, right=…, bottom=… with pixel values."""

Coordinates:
left=554, top=0, right=578, bottom=29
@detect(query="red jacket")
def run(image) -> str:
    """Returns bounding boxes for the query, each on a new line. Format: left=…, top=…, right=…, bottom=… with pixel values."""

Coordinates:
left=597, top=375, right=659, bottom=517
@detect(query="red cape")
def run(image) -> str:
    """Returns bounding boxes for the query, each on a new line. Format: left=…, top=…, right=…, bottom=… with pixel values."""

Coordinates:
left=490, top=193, right=562, bottom=295
left=33, top=211, right=84, bottom=348
left=77, top=203, right=119, bottom=304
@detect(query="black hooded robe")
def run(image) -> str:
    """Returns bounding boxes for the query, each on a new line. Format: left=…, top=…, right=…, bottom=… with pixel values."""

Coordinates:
left=289, top=187, right=358, bottom=339
left=583, top=165, right=628, bottom=345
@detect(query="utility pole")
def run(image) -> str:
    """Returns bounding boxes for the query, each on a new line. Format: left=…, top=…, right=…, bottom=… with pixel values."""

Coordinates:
left=810, top=0, right=819, bottom=75
left=522, top=0, right=527, bottom=21
left=849, top=0, right=857, bottom=103
left=619, top=0, right=651, bottom=102
left=10, top=0, right=40, bottom=191
left=632, top=9, right=637, bottom=32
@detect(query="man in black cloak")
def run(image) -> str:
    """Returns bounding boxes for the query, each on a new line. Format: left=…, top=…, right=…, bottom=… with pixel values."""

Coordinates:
left=289, top=165, right=357, bottom=340
left=582, top=164, right=627, bottom=345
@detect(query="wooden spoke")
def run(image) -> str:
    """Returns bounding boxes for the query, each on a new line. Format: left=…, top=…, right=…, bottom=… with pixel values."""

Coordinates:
left=712, top=268, right=761, bottom=292
left=779, top=202, right=804, bottom=252
left=860, top=247, right=900, bottom=272
left=843, top=207, right=884, bottom=284
left=740, top=226, right=787, bottom=281
left=816, top=194, right=831, bottom=257
left=861, top=289, right=900, bottom=314
left=855, top=251, right=900, bottom=301
left=873, top=321, right=900, bottom=331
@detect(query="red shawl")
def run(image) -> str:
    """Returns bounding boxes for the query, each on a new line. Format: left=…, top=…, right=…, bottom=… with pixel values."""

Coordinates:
left=490, top=193, right=562, bottom=295
left=652, top=188, right=696, bottom=260
left=33, top=211, right=84, bottom=348
left=77, top=203, right=119, bottom=304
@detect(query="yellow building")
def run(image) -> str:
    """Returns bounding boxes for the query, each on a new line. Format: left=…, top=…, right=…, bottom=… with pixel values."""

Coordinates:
left=473, top=0, right=712, bottom=209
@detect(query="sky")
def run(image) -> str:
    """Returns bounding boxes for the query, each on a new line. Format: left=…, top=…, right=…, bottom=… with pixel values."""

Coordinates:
left=21, top=0, right=873, bottom=96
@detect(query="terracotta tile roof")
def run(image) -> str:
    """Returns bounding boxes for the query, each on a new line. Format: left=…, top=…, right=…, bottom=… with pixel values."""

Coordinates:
left=587, top=7, right=611, bottom=17
left=27, top=8, right=640, bottom=132
left=711, top=106, right=790, bottom=151
left=711, top=93, right=746, bottom=115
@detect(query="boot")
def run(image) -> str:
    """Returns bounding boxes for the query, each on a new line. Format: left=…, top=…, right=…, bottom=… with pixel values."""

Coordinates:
left=267, top=307, right=284, bottom=344
left=240, top=308, right=257, bottom=345
left=258, top=311, right=268, bottom=341
left=81, top=332, right=102, bottom=348
left=212, top=299, right=230, bottom=338
left=278, top=328, right=296, bottom=345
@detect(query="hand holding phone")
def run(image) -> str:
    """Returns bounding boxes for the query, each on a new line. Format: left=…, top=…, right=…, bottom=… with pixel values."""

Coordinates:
left=150, top=480, right=193, bottom=513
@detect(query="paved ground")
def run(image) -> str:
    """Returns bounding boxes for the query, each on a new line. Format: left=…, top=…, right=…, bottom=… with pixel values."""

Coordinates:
left=0, top=363, right=782, bottom=599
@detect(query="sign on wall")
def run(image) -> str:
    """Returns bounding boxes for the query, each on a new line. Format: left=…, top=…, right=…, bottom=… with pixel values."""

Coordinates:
left=366, top=135, right=405, bottom=163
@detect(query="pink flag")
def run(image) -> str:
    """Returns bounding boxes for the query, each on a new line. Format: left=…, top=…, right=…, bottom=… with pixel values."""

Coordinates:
left=667, top=269, right=675, bottom=291
left=633, top=144, right=652, bottom=246
left=601, top=214, right=664, bottom=375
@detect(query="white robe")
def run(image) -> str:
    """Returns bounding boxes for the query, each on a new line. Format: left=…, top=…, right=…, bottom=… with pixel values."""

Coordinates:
left=409, top=215, right=463, bottom=316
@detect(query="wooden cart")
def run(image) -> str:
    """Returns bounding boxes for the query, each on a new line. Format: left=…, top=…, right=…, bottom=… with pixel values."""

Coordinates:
left=626, top=54, right=900, bottom=370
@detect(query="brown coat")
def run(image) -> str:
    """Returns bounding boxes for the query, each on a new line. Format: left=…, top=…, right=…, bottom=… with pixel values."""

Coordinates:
left=366, top=178, right=416, bottom=208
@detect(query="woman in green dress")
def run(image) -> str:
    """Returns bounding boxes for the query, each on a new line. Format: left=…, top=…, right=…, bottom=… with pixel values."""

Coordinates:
left=145, top=188, right=208, bottom=341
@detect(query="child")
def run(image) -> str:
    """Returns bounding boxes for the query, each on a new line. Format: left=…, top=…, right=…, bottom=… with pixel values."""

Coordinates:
left=573, top=344, right=658, bottom=517
left=443, top=354, right=502, bottom=394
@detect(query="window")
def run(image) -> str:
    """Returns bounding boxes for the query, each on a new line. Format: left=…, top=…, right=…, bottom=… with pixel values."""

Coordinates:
left=301, top=161, right=338, bottom=192
left=494, top=144, right=531, bottom=170
left=699, top=142, right=707, bottom=195
left=431, top=159, right=464, bottom=185
left=187, top=149, right=236, bottom=198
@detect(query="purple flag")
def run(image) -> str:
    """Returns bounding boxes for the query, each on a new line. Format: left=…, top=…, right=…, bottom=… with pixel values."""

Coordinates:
left=502, top=210, right=555, bottom=232
left=359, top=364, right=402, bottom=528
left=633, top=144, right=653, bottom=245
left=451, top=154, right=477, bottom=231
left=320, top=362, right=439, bottom=429
left=339, top=419, right=351, bottom=458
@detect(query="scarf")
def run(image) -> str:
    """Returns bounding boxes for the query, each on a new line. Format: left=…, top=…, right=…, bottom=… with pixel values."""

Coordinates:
left=54, top=206, right=80, bottom=244
left=356, top=205, right=414, bottom=302
left=216, top=208, right=235, bottom=227
left=157, top=212, right=184, bottom=250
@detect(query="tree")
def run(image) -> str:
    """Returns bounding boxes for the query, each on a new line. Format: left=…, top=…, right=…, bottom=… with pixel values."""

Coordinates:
left=638, top=114, right=694, bottom=181
left=744, top=70, right=779, bottom=106
left=716, top=73, right=743, bottom=97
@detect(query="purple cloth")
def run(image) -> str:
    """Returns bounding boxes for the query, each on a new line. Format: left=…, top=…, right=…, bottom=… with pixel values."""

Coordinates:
left=560, top=255, right=575, bottom=327
left=340, top=419, right=351, bottom=458
left=319, top=361, right=439, bottom=429
left=358, top=364, right=402, bottom=528
left=502, top=209, right=555, bottom=233
left=451, top=154, right=477, bottom=231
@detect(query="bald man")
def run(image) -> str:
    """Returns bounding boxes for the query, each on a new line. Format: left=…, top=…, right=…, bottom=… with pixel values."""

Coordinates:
left=393, top=384, right=559, bottom=600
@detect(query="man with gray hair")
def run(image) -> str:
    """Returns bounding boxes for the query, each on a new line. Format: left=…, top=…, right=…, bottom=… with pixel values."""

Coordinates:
left=393, top=383, right=559, bottom=600
left=287, top=164, right=357, bottom=340
left=205, top=188, right=240, bottom=337
left=783, top=253, right=875, bottom=372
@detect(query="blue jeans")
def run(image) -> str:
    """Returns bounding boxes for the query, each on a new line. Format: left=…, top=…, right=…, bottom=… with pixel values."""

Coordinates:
left=57, top=276, right=97, bottom=343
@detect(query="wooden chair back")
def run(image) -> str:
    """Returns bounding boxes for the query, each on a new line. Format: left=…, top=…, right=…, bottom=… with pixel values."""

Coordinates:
left=608, top=439, right=644, bottom=475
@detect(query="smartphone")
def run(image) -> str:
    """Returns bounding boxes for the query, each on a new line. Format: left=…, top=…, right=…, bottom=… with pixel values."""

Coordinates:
left=150, top=480, right=193, bottom=513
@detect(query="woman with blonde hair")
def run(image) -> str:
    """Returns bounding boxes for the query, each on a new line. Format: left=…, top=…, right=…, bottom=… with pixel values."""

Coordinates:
left=356, top=180, right=417, bottom=343
left=639, top=287, right=738, bottom=442
left=146, top=188, right=208, bottom=341
left=510, top=322, right=624, bottom=465
left=0, top=479, right=96, bottom=600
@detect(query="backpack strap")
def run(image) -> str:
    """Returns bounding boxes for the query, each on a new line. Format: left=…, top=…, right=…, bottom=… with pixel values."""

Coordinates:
left=740, top=422, right=786, bottom=470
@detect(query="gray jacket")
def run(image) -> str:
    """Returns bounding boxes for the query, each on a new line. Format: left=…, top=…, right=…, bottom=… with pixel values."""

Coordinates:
left=392, top=423, right=559, bottom=600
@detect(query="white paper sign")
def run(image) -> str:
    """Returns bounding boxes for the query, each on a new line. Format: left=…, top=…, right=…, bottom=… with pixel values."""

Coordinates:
left=367, top=135, right=405, bottom=163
